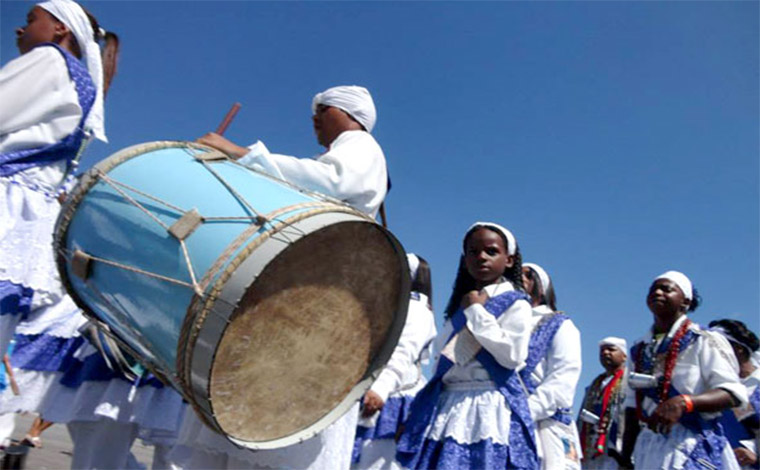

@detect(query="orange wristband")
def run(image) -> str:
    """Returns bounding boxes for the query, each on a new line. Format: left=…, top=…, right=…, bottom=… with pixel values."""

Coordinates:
left=681, top=394, right=694, bottom=413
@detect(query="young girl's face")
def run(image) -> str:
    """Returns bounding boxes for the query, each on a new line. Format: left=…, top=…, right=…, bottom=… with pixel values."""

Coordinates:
left=464, top=227, right=514, bottom=288
left=16, top=6, right=63, bottom=55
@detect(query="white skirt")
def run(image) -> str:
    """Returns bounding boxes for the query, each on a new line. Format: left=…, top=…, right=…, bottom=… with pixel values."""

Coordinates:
left=0, top=171, right=66, bottom=310
left=0, top=296, right=86, bottom=415
left=171, top=402, right=360, bottom=470
left=633, top=425, right=740, bottom=470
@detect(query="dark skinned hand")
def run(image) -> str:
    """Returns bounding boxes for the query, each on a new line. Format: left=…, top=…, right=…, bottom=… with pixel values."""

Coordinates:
left=647, top=395, right=687, bottom=434
left=734, top=447, right=758, bottom=467
left=361, top=390, right=385, bottom=418
left=460, top=290, right=488, bottom=309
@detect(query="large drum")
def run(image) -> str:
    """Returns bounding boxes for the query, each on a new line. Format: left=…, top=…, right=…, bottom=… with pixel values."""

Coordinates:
left=54, top=141, right=409, bottom=449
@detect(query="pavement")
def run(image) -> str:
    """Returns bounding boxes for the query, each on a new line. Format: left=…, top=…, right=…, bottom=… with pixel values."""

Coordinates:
left=2, top=413, right=155, bottom=470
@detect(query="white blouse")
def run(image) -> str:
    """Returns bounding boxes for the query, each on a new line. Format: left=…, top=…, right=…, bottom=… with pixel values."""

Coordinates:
left=626, top=314, right=748, bottom=419
left=369, top=293, right=437, bottom=402
left=526, top=305, right=582, bottom=422
left=0, top=46, right=78, bottom=187
left=238, top=130, right=387, bottom=217
left=438, top=280, right=532, bottom=385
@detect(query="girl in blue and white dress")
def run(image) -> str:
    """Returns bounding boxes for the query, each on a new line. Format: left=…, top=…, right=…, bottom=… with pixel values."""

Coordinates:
left=396, top=222, right=537, bottom=470
left=709, top=319, right=760, bottom=469
left=621, top=271, right=748, bottom=470
left=0, top=0, right=118, bottom=355
left=352, top=254, right=437, bottom=470
left=520, top=263, right=582, bottom=470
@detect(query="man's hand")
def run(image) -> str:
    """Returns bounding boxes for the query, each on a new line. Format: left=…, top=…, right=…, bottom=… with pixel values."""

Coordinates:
left=361, top=390, right=385, bottom=418
left=196, top=132, right=249, bottom=159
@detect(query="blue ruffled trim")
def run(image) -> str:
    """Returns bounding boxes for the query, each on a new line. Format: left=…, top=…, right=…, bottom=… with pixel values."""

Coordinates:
left=400, top=436, right=537, bottom=470
left=353, top=395, right=413, bottom=463
left=0, top=280, right=34, bottom=319
left=10, top=332, right=84, bottom=372
left=59, top=351, right=165, bottom=389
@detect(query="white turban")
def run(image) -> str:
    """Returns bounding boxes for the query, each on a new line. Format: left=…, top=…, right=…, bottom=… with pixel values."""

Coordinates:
left=39, top=0, right=107, bottom=142
left=466, top=222, right=517, bottom=256
left=407, top=253, right=420, bottom=282
left=655, top=270, right=693, bottom=301
left=599, top=336, right=628, bottom=355
left=312, top=85, right=376, bottom=133
left=523, top=262, right=551, bottom=296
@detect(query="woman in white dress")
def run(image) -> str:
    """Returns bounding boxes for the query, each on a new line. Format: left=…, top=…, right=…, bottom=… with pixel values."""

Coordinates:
left=396, top=222, right=537, bottom=470
left=620, top=271, right=748, bottom=470
left=352, top=254, right=437, bottom=470
left=0, top=0, right=118, bottom=356
left=709, top=319, right=760, bottom=469
left=521, top=262, right=582, bottom=470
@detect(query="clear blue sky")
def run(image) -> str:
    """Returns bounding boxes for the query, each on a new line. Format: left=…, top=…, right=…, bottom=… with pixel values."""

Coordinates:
left=2, top=1, right=758, bottom=412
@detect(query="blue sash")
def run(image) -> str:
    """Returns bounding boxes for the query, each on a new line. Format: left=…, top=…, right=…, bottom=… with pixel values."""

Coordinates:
left=0, top=43, right=96, bottom=177
left=519, top=312, right=572, bottom=424
left=397, top=290, right=538, bottom=469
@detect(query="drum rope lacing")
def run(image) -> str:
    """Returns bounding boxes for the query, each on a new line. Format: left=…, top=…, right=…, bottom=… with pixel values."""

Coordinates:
left=76, top=150, right=350, bottom=299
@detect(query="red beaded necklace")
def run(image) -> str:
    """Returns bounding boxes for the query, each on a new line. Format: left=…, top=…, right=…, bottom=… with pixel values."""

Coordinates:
left=635, top=317, right=692, bottom=422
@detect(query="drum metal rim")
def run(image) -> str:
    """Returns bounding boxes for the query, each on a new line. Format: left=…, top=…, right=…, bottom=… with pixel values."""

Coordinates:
left=53, top=140, right=410, bottom=448
left=179, top=210, right=410, bottom=449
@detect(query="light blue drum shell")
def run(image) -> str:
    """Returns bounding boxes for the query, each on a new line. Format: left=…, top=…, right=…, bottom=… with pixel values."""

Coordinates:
left=54, top=141, right=410, bottom=449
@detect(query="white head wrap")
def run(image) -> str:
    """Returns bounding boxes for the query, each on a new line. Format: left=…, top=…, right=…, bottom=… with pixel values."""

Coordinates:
left=311, top=85, right=376, bottom=133
left=523, top=262, right=551, bottom=296
left=38, top=0, right=107, bottom=142
left=466, top=222, right=517, bottom=256
left=655, top=270, right=693, bottom=301
left=407, top=253, right=420, bottom=282
left=599, top=336, right=628, bottom=355
left=709, top=324, right=759, bottom=358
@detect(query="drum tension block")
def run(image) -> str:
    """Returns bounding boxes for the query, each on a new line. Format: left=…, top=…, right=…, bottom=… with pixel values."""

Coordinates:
left=72, top=249, right=93, bottom=280
left=169, top=209, right=203, bottom=240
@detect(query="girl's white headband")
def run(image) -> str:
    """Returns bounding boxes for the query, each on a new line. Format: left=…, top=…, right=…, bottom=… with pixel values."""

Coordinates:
left=466, top=222, right=517, bottom=256
left=523, top=262, right=551, bottom=296
left=655, top=270, right=693, bottom=301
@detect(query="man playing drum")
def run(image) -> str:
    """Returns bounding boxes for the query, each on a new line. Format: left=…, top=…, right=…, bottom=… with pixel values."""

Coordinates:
left=169, top=85, right=388, bottom=470
left=197, top=85, right=388, bottom=218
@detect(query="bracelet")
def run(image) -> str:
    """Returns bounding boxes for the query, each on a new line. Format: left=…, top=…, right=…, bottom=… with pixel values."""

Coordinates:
left=681, top=394, right=695, bottom=413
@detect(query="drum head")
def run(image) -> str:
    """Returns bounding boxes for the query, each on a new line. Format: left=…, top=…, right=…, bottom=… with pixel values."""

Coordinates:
left=208, top=220, right=407, bottom=444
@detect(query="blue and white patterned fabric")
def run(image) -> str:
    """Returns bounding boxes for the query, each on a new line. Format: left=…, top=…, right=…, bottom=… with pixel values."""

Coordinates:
left=521, top=308, right=582, bottom=470
left=0, top=295, right=185, bottom=435
left=520, top=312, right=572, bottom=424
left=396, top=289, right=538, bottom=470
left=0, top=43, right=95, bottom=177
left=629, top=315, right=747, bottom=470
left=0, top=43, right=95, bottom=358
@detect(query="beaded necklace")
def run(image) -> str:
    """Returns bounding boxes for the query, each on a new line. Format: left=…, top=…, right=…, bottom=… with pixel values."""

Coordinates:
left=634, top=317, right=692, bottom=422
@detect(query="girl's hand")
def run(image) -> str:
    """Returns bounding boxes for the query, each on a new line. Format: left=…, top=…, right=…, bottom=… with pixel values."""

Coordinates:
left=361, top=390, right=385, bottom=418
left=647, top=395, right=687, bottom=434
left=734, top=447, right=757, bottom=467
left=461, top=290, right=488, bottom=309
left=196, top=132, right=249, bottom=158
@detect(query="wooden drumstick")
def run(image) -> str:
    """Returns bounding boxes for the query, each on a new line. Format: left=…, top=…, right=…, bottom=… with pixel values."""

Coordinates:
left=216, top=102, right=242, bottom=136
